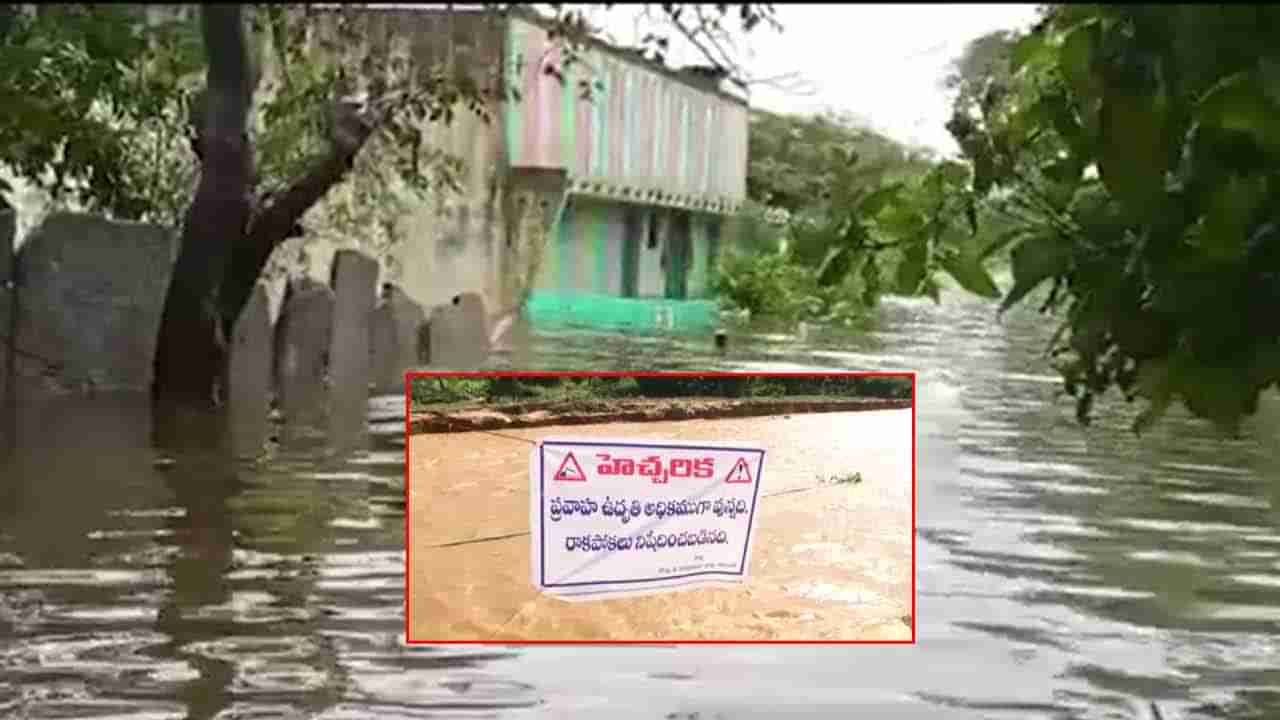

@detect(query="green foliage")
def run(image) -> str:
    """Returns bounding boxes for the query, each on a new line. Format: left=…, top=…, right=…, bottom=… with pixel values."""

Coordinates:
left=943, top=29, right=1016, bottom=117
left=722, top=87, right=1035, bottom=327
left=941, top=4, right=1280, bottom=432
left=0, top=4, right=484, bottom=238
left=0, top=5, right=203, bottom=225
left=712, top=250, right=823, bottom=320
left=410, top=374, right=912, bottom=410
left=747, top=109, right=932, bottom=215
left=721, top=109, right=978, bottom=323
left=411, top=376, right=491, bottom=406
left=742, top=377, right=786, bottom=397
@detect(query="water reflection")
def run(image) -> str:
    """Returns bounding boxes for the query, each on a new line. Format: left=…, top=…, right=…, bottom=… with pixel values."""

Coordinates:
left=1, top=291, right=1278, bottom=718
left=0, top=388, right=538, bottom=719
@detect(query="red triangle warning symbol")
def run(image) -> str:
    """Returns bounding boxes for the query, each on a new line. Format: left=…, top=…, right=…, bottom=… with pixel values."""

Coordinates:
left=553, top=451, right=587, bottom=482
left=723, top=457, right=753, bottom=484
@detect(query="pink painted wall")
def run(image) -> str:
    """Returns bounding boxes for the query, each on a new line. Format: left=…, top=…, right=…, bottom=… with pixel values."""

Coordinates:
left=503, top=17, right=748, bottom=205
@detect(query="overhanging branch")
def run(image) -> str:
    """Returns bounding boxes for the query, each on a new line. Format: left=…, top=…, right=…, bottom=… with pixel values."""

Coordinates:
left=219, top=100, right=376, bottom=332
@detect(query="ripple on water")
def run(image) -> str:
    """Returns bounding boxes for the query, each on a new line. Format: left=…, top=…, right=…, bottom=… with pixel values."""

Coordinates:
left=1111, top=516, right=1270, bottom=536
left=1125, top=550, right=1216, bottom=568
left=1229, top=574, right=1280, bottom=589
left=1164, top=492, right=1271, bottom=510
left=0, top=569, right=169, bottom=588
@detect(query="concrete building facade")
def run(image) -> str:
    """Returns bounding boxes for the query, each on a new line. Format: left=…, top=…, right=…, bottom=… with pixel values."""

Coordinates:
left=324, top=6, right=751, bottom=330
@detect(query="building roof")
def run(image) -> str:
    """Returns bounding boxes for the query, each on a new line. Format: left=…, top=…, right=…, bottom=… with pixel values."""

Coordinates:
left=313, top=4, right=750, bottom=106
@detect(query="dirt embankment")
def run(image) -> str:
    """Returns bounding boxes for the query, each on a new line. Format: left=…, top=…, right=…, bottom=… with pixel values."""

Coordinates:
left=409, top=396, right=912, bottom=434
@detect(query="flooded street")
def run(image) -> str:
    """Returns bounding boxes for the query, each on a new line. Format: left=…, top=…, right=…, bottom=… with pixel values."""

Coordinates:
left=408, top=409, right=913, bottom=642
left=3, top=291, right=1280, bottom=718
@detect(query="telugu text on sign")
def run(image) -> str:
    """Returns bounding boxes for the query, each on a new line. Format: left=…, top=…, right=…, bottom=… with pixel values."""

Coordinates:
left=529, top=436, right=767, bottom=601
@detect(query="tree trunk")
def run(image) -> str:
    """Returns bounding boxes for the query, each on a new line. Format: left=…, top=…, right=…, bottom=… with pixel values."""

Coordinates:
left=152, top=4, right=253, bottom=421
left=152, top=5, right=378, bottom=437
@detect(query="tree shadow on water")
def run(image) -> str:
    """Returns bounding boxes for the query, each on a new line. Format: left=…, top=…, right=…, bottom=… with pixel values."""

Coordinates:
left=0, top=387, right=360, bottom=719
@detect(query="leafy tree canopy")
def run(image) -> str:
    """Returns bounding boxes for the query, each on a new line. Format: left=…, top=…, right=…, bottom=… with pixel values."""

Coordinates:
left=723, top=103, right=1007, bottom=323
left=0, top=4, right=204, bottom=223
left=746, top=109, right=932, bottom=217
left=943, top=3, right=1280, bottom=433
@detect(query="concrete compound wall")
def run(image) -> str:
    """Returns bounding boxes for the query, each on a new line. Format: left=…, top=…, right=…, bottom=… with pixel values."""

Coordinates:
left=1, top=213, right=496, bottom=422
left=12, top=213, right=177, bottom=391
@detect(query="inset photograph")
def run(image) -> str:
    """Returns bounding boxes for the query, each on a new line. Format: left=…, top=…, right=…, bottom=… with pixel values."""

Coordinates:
left=405, top=372, right=915, bottom=642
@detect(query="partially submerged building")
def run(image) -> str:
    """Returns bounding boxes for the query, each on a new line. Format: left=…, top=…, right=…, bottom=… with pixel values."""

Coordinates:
left=503, top=11, right=749, bottom=330
left=311, top=6, right=751, bottom=332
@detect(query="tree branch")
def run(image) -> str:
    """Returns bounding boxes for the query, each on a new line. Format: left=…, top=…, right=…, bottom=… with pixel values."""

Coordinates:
left=218, top=100, right=376, bottom=334
left=691, top=6, right=737, bottom=70
left=663, top=7, right=731, bottom=74
left=744, top=70, right=817, bottom=96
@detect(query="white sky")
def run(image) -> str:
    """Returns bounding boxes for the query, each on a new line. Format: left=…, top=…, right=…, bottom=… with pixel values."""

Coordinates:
left=582, top=4, right=1041, bottom=156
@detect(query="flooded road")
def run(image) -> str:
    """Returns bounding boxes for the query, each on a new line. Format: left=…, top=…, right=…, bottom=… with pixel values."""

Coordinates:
left=3, top=290, right=1280, bottom=718
left=408, top=409, right=913, bottom=642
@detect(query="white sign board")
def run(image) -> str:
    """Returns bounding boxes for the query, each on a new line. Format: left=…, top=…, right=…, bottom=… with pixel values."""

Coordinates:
left=529, top=436, right=767, bottom=601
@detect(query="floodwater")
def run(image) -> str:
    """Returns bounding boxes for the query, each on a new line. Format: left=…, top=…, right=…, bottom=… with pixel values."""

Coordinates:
left=407, top=409, right=913, bottom=642
left=3, top=290, right=1279, bottom=719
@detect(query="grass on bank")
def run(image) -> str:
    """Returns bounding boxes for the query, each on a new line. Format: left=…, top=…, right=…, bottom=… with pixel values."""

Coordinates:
left=410, top=375, right=913, bottom=413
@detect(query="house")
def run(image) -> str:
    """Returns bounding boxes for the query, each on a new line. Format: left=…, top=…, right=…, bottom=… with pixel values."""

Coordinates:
left=500, top=10, right=750, bottom=331
left=288, top=7, right=752, bottom=333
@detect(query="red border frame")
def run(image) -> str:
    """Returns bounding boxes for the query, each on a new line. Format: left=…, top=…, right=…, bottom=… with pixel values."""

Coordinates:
left=403, top=370, right=917, bottom=645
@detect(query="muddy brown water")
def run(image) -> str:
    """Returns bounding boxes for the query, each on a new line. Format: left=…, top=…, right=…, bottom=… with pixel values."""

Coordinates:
left=407, top=409, right=913, bottom=642
left=3, top=290, right=1280, bottom=719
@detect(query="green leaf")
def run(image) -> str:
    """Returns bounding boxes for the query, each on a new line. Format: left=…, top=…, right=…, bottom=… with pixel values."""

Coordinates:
left=1095, top=70, right=1172, bottom=221
left=1041, top=90, right=1087, bottom=157
left=1198, top=174, right=1268, bottom=261
left=1098, top=86, right=1169, bottom=221
left=1009, top=31, right=1047, bottom=74
left=1000, top=231, right=1072, bottom=313
left=1058, top=21, right=1100, bottom=104
left=941, top=246, right=1001, bottom=299
left=1196, top=70, right=1280, bottom=156
left=981, top=225, right=1030, bottom=260
left=856, top=182, right=904, bottom=217
left=1175, top=359, right=1252, bottom=436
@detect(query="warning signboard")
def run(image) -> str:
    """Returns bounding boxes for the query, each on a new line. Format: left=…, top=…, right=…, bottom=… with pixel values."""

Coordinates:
left=529, top=436, right=767, bottom=601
